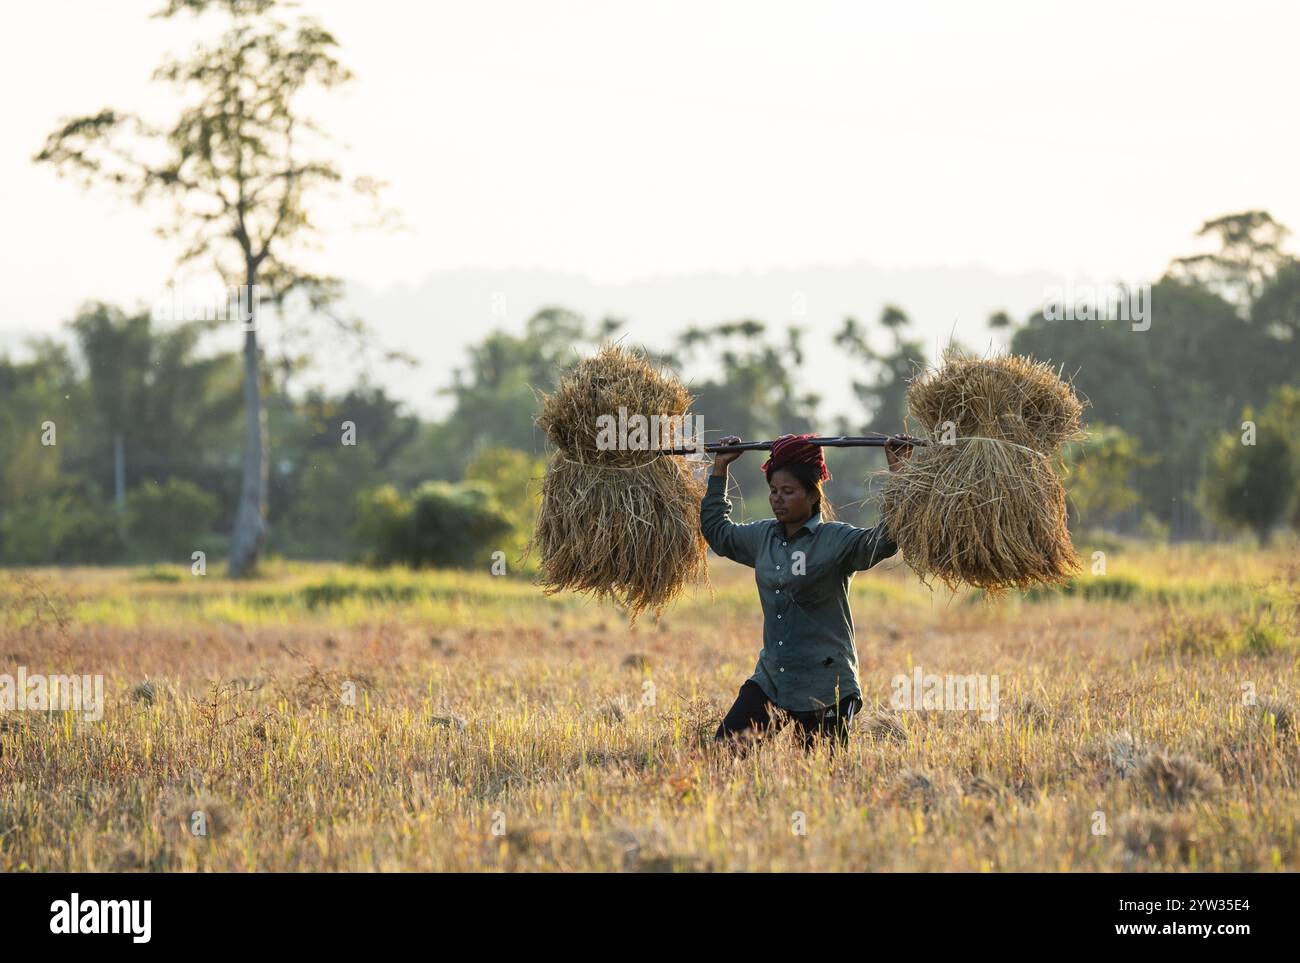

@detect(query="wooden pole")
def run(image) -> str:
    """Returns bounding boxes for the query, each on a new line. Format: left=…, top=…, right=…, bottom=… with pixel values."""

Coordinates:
left=657, top=434, right=928, bottom=456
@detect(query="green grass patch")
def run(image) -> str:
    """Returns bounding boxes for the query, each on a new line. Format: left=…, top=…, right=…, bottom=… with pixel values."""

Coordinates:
left=1155, top=606, right=1297, bottom=658
left=132, top=566, right=184, bottom=583
left=973, top=573, right=1263, bottom=608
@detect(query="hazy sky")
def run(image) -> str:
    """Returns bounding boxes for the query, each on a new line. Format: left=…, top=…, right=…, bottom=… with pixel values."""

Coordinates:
left=3, top=0, right=1297, bottom=408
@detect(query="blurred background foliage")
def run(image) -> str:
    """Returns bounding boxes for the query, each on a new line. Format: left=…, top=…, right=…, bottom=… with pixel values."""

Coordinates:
left=2, top=210, right=1298, bottom=569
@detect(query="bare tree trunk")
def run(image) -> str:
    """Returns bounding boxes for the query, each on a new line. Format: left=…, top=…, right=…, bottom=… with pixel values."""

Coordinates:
left=113, top=433, right=126, bottom=512
left=113, top=432, right=128, bottom=546
left=228, top=262, right=268, bottom=577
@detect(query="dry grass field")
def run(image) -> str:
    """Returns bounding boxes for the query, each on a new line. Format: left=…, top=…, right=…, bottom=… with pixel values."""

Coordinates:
left=1, top=542, right=1297, bottom=872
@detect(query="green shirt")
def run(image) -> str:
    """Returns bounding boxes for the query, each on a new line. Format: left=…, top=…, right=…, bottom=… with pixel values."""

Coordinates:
left=700, top=471, right=898, bottom=713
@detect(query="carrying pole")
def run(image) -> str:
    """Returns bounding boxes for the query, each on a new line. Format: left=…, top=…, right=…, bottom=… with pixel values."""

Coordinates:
left=658, top=433, right=928, bottom=456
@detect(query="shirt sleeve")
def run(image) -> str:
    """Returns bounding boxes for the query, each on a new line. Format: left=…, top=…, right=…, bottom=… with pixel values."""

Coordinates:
left=839, top=520, right=899, bottom=572
left=699, top=472, right=767, bottom=568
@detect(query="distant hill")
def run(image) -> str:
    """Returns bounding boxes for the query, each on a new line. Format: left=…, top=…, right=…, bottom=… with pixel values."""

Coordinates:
left=1, top=260, right=1094, bottom=426
left=334, top=261, right=1078, bottom=422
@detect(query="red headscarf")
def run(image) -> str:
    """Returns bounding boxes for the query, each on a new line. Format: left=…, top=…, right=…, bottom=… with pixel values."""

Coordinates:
left=760, top=433, right=830, bottom=481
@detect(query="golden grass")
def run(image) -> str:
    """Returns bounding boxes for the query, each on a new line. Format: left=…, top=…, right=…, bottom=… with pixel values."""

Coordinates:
left=1, top=548, right=1297, bottom=872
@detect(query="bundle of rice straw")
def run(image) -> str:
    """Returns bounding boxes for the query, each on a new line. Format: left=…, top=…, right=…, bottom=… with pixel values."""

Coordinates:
left=531, top=343, right=708, bottom=622
left=879, top=350, right=1086, bottom=594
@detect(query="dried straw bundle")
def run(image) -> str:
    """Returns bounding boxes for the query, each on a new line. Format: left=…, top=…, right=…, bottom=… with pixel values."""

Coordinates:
left=879, top=351, right=1086, bottom=594
left=531, top=344, right=708, bottom=621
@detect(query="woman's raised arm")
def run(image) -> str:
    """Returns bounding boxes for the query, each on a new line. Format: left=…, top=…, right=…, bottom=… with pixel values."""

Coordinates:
left=699, top=435, right=768, bottom=568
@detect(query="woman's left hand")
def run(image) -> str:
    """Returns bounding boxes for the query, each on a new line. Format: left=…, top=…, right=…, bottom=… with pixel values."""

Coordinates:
left=884, top=434, right=915, bottom=473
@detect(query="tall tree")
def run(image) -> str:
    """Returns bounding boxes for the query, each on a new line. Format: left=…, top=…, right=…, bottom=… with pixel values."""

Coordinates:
left=670, top=319, right=820, bottom=442
left=392, top=308, right=622, bottom=485
left=1251, top=259, right=1300, bottom=374
left=1168, top=210, right=1294, bottom=313
left=66, top=302, right=242, bottom=515
left=34, top=0, right=383, bottom=576
left=834, top=305, right=926, bottom=431
left=1012, top=263, right=1293, bottom=538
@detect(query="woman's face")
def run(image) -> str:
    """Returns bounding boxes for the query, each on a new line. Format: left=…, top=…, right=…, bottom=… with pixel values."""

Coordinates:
left=768, top=468, right=814, bottom=524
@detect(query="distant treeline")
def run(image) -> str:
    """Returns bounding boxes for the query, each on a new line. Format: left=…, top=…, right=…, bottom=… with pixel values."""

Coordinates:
left=2, top=211, right=1297, bottom=567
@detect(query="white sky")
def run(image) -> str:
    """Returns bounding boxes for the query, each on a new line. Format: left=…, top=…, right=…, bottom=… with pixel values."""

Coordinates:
left=2, top=0, right=1298, bottom=379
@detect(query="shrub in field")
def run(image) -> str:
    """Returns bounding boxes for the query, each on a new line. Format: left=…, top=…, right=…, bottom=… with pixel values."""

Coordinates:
left=354, top=481, right=514, bottom=569
left=126, top=478, right=220, bottom=561
left=1200, top=389, right=1300, bottom=545
left=0, top=481, right=123, bottom=564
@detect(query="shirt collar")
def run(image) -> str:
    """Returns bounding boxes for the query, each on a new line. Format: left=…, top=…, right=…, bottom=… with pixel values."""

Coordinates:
left=786, top=511, right=822, bottom=537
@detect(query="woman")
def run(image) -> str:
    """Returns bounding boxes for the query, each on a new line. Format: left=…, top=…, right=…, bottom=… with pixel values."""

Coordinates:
left=701, top=432, right=913, bottom=752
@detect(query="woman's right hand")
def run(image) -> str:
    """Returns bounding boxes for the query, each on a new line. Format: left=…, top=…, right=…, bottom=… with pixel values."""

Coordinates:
left=712, top=435, right=745, bottom=473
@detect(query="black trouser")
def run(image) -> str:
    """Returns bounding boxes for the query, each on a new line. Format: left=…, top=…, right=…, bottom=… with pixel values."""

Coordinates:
left=714, top=680, right=862, bottom=753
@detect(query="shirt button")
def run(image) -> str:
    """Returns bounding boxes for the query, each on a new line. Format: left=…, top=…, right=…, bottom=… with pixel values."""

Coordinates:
left=775, top=589, right=780, bottom=594
left=778, top=640, right=783, bottom=646
left=777, top=614, right=782, bottom=620
left=779, top=667, right=785, bottom=673
left=782, top=541, right=787, bottom=546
